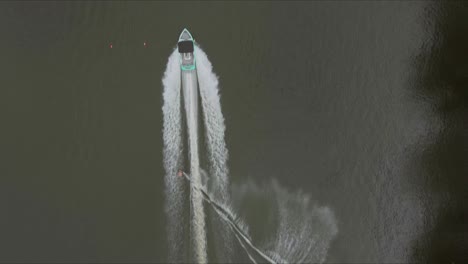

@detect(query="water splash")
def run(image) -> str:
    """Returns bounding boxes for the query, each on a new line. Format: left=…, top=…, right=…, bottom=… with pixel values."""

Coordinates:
left=196, top=45, right=230, bottom=202
left=183, top=171, right=338, bottom=264
left=195, top=45, right=234, bottom=262
left=162, top=48, right=186, bottom=262
left=181, top=172, right=275, bottom=263
left=181, top=47, right=207, bottom=263
left=232, top=180, right=339, bottom=263
left=268, top=181, right=338, bottom=263
left=162, top=44, right=338, bottom=263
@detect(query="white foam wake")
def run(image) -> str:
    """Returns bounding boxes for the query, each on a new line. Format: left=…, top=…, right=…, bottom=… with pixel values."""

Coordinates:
left=195, top=45, right=234, bottom=262
left=162, top=44, right=338, bottom=264
left=184, top=171, right=339, bottom=264
left=232, top=180, right=339, bottom=263
left=181, top=172, right=275, bottom=264
left=196, top=45, right=230, bottom=202
left=182, top=55, right=207, bottom=263
left=162, top=48, right=186, bottom=262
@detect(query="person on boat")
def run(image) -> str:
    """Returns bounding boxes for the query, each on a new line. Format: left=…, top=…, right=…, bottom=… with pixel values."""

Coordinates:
left=177, top=169, right=184, bottom=177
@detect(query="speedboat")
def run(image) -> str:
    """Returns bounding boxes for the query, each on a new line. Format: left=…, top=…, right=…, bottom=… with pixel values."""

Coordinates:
left=178, top=28, right=195, bottom=71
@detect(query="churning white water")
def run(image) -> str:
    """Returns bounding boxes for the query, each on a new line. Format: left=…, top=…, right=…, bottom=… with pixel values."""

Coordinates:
left=162, top=47, right=209, bottom=263
left=181, top=171, right=276, bottom=264
left=196, top=45, right=230, bottom=203
left=195, top=45, right=234, bottom=262
left=163, top=45, right=234, bottom=263
left=162, top=49, right=186, bottom=262
left=181, top=49, right=207, bottom=263
left=162, top=44, right=338, bottom=263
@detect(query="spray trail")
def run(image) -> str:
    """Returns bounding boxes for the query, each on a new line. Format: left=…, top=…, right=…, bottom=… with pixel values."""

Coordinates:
left=195, top=45, right=234, bottom=261
left=183, top=169, right=339, bottom=264
left=162, top=49, right=185, bottom=262
left=182, top=172, right=276, bottom=264
left=232, top=180, right=339, bottom=264
left=163, top=30, right=338, bottom=263
left=182, top=50, right=207, bottom=263
left=196, top=45, right=230, bottom=202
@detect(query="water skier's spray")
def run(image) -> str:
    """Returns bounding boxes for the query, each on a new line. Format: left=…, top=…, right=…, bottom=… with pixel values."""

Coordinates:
left=162, top=29, right=338, bottom=263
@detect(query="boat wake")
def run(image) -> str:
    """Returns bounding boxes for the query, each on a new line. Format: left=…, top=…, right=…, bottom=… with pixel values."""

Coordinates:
left=232, top=179, right=339, bottom=263
left=162, top=41, right=338, bottom=263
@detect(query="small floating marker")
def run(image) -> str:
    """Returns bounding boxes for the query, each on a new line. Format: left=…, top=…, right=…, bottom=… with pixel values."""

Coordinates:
left=144, top=41, right=147, bottom=48
left=109, top=43, right=113, bottom=49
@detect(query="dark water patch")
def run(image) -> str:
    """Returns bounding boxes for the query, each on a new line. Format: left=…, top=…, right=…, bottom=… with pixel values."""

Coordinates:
left=412, top=2, right=468, bottom=262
